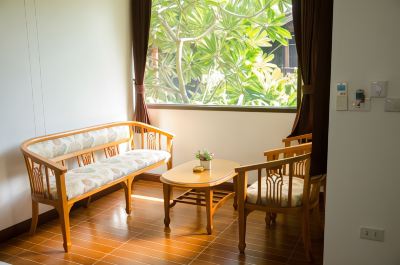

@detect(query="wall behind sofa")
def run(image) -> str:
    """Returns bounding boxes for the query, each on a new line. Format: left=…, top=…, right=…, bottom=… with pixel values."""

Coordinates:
left=0, top=0, right=132, bottom=230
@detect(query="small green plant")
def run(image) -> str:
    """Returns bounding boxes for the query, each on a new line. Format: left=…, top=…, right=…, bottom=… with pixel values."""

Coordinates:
left=195, top=150, right=214, bottom=161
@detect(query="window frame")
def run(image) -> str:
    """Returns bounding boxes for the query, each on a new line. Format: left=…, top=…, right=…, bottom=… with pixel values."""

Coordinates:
left=145, top=1, right=301, bottom=113
left=146, top=71, right=301, bottom=113
left=147, top=103, right=297, bottom=113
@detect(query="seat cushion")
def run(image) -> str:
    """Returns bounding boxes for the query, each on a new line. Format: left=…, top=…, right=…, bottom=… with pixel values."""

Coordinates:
left=247, top=175, right=304, bottom=207
left=48, top=149, right=170, bottom=199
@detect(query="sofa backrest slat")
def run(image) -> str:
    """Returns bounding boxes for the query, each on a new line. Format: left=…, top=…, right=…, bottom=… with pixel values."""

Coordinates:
left=51, top=138, right=129, bottom=163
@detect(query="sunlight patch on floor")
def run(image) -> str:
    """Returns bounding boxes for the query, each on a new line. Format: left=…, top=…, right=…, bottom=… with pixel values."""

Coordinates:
left=132, top=194, right=164, bottom=202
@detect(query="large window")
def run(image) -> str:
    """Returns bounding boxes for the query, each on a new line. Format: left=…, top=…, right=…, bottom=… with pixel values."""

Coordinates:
left=145, top=0, right=297, bottom=109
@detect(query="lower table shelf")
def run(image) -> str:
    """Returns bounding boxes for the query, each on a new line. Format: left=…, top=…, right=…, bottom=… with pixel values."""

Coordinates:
left=171, top=189, right=234, bottom=209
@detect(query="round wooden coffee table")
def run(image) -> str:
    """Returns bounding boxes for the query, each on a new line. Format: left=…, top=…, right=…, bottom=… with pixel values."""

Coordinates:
left=160, top=159, right=240, bottom=234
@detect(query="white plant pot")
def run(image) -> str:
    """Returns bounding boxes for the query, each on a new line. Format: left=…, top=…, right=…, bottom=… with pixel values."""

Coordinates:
left=200, top=160, right=211, bottom=170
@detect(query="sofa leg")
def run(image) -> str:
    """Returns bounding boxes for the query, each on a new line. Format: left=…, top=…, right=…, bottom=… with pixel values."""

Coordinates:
left=30, top=200, right=39, bottom=235
left=83, top=196, right=91, bottom=208
left=57, top=204, right=72, bottom=252
left=123, top=178, right=133, bottom=215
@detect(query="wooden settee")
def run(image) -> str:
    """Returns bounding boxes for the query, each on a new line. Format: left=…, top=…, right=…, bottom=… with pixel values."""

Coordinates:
left=20, top=121, right=174, bottom=252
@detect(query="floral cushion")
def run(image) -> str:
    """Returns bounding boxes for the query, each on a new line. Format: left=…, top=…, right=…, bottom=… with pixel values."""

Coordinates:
left=48, top=149, right=170, bottom=199
left=247, top=175, right=304, bottom=207
left=28, top=126, right=130, bottom=159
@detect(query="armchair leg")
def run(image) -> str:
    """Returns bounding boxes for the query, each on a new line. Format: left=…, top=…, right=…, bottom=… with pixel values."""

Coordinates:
left=265, top=212, right=276, bottom=227
left=237, top=171, right=247, bottom=254
left=238, top=208, right=247, bottom=253
left=30, top=200, right=39, bottom=235
left=265, top=212, right=272, bottom=228
left=271, top=213, right=277, bottom=224
left=265, top=212, right=270, bottom=227
left=313, top=204, right=324, bottom=233
left=302, top=211, right=313, bottom=261
left=57, top=203, right=72, bottom=252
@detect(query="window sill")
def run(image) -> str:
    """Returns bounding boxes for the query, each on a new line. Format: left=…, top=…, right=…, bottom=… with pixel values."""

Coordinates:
left=147, top=104, right=297, bottom=113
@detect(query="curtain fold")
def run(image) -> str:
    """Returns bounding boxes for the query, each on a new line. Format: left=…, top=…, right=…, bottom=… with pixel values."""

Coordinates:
left=289, top=0, right=319, bottom=136
left=311, top=0, right=333, bottom=176
left=290, top=0, right=333, bottom=176
left=132, top=0, right=152, bottom=124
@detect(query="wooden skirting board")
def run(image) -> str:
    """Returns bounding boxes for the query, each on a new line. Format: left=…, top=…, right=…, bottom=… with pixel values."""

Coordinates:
left=0, top=173, right=235, bottom=243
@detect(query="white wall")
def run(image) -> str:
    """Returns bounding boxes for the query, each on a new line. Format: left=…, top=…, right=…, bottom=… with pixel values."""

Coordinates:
left=324, top=0, right=400, bottom=264
left=0, top=0, right=295, bottom=233
left=149, top=109, right=295, bottom=182
left=0, top=0, right=132, bottom=230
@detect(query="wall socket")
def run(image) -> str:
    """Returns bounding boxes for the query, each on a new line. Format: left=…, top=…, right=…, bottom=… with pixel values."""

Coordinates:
left=360, top=227, right=385, bottom=242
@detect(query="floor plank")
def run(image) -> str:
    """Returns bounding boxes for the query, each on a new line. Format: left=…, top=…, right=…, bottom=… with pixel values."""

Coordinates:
left=0, top=180, right=324, bottom=264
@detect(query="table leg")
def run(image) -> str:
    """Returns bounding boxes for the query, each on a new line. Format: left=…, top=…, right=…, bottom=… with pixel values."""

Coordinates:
left=233, top=175, right=238, bottom=210
left=163, top=184, right=172, bottom=227
left=205, top=188, right=214, bottom=234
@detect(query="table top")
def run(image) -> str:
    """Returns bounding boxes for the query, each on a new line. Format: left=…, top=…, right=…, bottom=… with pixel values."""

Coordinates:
left=160, top=159, right=240, bottom=188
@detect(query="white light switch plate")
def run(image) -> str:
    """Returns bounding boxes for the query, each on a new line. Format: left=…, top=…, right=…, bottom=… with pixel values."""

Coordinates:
left=385, top=98, right=400, bottom=112
left=370, top=81, right=388, bottom=98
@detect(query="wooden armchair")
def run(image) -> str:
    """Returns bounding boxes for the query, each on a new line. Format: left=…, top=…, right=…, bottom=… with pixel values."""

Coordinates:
left=235, top=143, right=323, bottom=260
left=282, top=133, right=326, bottom=207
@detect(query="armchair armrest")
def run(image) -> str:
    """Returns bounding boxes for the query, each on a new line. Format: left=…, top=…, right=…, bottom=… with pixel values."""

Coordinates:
left=282, top=133, right=312, bottom=147
left=263, top=142, right=312, bottom=160
left=235, top=153, right=311, bottom=174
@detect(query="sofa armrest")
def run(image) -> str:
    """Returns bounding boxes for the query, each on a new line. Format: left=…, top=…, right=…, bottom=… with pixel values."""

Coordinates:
left=129, top=122, right=174, bottom=153
left=131, top=121, right=174, bottom=139
left=21, top=144, right=67, bottom=200
left=21, top=142, right=67, bottom=176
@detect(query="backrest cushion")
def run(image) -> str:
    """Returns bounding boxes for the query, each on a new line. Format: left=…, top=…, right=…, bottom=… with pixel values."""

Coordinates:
left=28, top=126, right=130, bottom=159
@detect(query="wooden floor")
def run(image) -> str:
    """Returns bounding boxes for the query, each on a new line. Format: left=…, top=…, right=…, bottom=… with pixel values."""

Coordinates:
left=0, top=180, right=324, bottom=265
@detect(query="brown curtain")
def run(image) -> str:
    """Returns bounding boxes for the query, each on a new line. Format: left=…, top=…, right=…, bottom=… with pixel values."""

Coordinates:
left=311, top=0, right=333, bottom=176
left=290, top=0, right=333, bottom=176
left=289, top=0, right=319, bottom=136
left=132, top=0, right=152, bottom=124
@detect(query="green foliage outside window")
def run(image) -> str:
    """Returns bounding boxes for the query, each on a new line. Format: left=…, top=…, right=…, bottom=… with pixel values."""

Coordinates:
left=145, top=0, right=297, bottom=107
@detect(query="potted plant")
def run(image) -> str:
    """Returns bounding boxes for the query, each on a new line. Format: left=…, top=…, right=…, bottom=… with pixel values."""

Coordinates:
left=195, top=150, right=214, bottom=170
